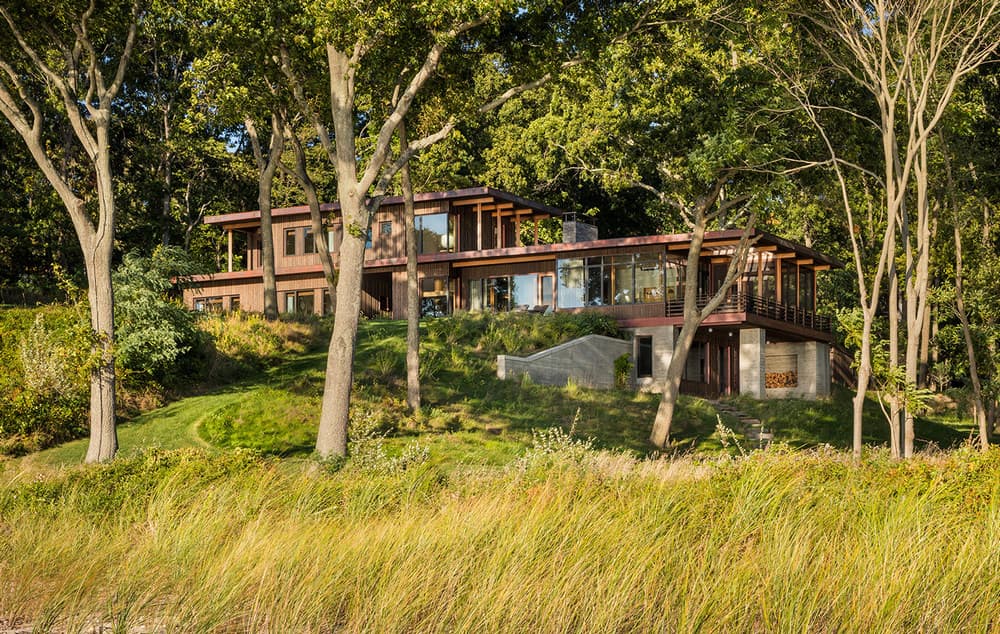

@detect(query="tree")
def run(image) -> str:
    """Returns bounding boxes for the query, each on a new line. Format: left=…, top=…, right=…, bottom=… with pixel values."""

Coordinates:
left=774, top=0, right=1000, bottom=457
left=185, top=0, right=299, bottom=319
left=288, top=1, right=634, bottom=457
left=482, top=1, right=786, bottom=446
left=0, top=0, right=142, bottom=462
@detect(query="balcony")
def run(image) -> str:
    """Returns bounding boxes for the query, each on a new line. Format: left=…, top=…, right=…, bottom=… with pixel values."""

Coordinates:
left=664, top=293, right=833, bottom=333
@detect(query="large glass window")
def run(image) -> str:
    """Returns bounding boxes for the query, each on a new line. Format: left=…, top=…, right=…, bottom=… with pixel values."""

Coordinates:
left=284, top=229, right=297, bottom=256
left=540, top=275, right=554, bottom=307
left=613, top=259, right=634, bottom=305
left=557, top=254, right=664, bottom=308
left=420, top=277, right=451, bottom=317
left=664, top=261, right=682, bottom=302
left=586, top=257, right=610, bottom=306
left=489, top=277, right=511, bottom=312
left=761, top=258, right=777, bottom=302
left=511, top=274, right=538, bottom=309
left=557, top=259, right=585, bottom=308
left=636, top=255, right=665, bottom=303
left=781, top=260, right=797, bottom=306
left=799, top=268, right=815, bottom=311
left=469, top=274, right=550, bottom=312
left=416, top=213, right=455, bottom=254
left=468, top=279, right=485, bottom=312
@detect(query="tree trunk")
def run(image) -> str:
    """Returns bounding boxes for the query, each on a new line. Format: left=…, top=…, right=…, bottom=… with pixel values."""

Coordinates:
left=648, top=181, right=754, bottom=448
left=316, top=195, right=367, bottom=457
left=650, top=324, right=696, bottom=447
left=245, top=115, right=284, bottom=320
left=83, top=241, right=118, bottom=462
left=315, top=45, right=366, bottom=458
left=888, top=263, right=902, bottom=459
left=282, top=126, right=338, bottom=304
left=400, top=121, right=421, bottom=413
left=853, top=308, right=876, bottom=460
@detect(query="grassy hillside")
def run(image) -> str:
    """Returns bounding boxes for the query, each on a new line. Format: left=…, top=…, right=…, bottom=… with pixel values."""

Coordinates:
left=15, top=314, right=972, bottom=468
left=2, top=447, right=998, bottom=632
left=0, top=313, right=987, bottom=631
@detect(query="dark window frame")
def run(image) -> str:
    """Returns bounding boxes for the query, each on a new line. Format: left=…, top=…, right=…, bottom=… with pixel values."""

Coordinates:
left=637, top=336, right=653, bottom=378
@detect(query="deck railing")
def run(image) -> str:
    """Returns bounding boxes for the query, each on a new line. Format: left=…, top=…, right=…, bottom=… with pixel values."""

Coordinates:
left=664, top=292, right=833, bottom=333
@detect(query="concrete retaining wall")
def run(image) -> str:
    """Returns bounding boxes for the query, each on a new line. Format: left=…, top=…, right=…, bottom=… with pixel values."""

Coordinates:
left=497, top=334, right=631, bottom=389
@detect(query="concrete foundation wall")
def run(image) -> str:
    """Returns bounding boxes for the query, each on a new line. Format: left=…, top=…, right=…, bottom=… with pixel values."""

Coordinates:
left=497, top=335, right=630, bottom=390
left=764, top=340, right=831, bottom=399
left=740, top=328, right=766, bottom=398
left=628, top=325, right=675, bottom=392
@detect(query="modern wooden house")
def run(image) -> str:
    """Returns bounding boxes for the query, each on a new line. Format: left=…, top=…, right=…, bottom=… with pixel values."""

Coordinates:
left=183, top=186, right=840, bottom=399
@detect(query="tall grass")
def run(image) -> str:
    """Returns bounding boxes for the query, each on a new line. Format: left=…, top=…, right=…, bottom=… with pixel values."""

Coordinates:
left=3, top=446, right=999, bottom=632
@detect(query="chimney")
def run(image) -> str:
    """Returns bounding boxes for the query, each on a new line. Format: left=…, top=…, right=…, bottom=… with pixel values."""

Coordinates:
left=562, top=212, right=598, bottom=243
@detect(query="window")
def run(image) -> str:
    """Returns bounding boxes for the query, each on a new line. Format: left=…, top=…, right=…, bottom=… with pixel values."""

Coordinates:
left=636, top=336, right=653, bottom=378
left=540, top=275, right=554, bottom=307
left=303, top=227, right=315, bottom=254
left=416, top=213, right=454, bottom=254
left=229, top=296, right=240, bottom=312
left=284, top=290, right=315, bottom=314
left=194, top=297, right=223, bottom=312
left=284, top=229, right=298, bottom=256
left=510, top=274, right=538, bottom=310
left=781, top=260, right=797, bottom=306
left=799, top=267, right=815, bottom=311
left=380, top=221, right=392, bottom=236
left=761, top=258, right=777, bottom=302
left=420, top=277, right=451, bottom=317
left=489, top=277, right=511, bottom=312
left=365, top=228, right=372, bottom=250
left=557, top=259, right=585, bottom=308
left=557, top=254, right=665, bottom=308
left=323, top=289, right=334, bottom=315
left=468, top=279, right=486, bottom=312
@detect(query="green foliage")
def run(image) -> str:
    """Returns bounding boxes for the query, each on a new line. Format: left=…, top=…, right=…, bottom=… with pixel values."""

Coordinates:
left=113, top=246, right=200, bottom=379
left=614, top=353, right=633, bottom=390
left=0, top=307, right=89, bottom=455
left=194, top=311, right=326, bottom=380
left=425, top=310, right=622, bottom=356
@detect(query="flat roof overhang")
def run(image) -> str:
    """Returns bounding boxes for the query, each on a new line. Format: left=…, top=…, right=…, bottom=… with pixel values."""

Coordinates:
left=202, top=186, right=565, bottom=227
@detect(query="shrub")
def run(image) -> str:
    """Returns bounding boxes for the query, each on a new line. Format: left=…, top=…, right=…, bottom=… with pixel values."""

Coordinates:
left=426, top=311, right=623, bottom=356
left=0, top=307, right=89, bottom=454
left=194, top=311, right=324, bottom=381
left=113, top=247, right=200, bottom=381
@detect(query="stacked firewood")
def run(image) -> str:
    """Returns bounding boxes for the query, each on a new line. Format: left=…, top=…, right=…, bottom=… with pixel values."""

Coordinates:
left=765, top=371, right=798, bottom=388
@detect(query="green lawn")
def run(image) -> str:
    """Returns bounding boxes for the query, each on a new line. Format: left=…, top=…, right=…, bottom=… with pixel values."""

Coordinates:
left=15, top=319, right=974, bottom=469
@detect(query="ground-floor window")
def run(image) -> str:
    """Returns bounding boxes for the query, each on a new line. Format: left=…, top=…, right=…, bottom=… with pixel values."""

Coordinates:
left=421, top=277, right=453, bottom=317
left=468, top=274, right=553, bottom=312
left=284, top=290, right=315, bottom=314
left=636, top=336, right=653, bottom=378
left=194, top=296, right=224, bottom=312
left=557, top=253, right=669, bottom=308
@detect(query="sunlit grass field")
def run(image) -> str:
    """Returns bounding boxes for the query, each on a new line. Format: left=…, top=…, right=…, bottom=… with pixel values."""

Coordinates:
left=2, top=446, right=999, bottom=632
left=2, top=314, right=988, bottom=631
